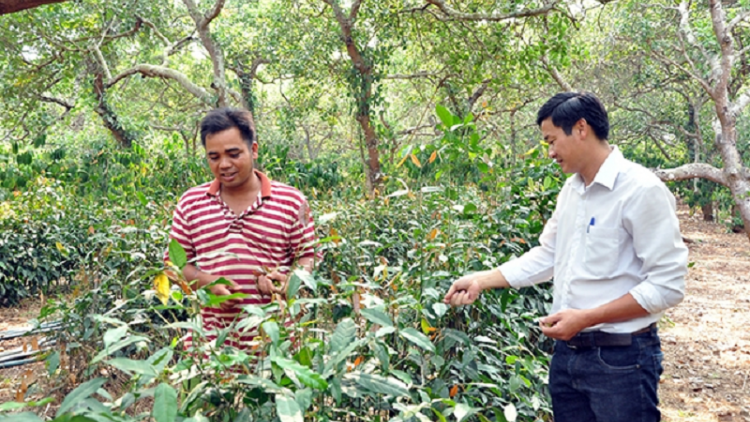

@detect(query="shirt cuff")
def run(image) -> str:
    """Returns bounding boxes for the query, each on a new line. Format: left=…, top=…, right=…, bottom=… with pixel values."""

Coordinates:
left=498, top=259, right=531, bottom=289
left=629, top=282, right=669, bottom=314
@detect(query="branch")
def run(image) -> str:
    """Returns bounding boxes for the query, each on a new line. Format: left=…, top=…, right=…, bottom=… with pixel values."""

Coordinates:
left=183, top=0, right=227, bottom=106
left=385, top=71, right=438, bottom=80
left=731, top=91, right=750, bottom=115
left=727, top=10, right=750, bottom=32
left=92, top=45, right=112, bottom=81
left=349, top=0, right=362, bottom=22
left=540, top=53, right=573, bottom=91
left=653, top=163, right=728, bottom=185
left=467, top=78, right=491, bottom=110
left=424, top=0, right=560, bottom=22
left=107, top=64, right=213, bottom=104
left=650, top=50, right=714, bottom=97
left=0, top=0, right=66, bottom=15
left=38, top=95, right=74, bottom=110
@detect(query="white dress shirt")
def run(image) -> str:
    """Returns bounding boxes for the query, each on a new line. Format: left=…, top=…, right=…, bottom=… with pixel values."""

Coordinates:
left=499, top=146, right=688, bottom=334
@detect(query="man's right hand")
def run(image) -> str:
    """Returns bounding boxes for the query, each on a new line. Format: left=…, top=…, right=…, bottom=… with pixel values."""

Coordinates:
left=208, top=278, right=240, bottom=310
left=444, top=274, right=484, bottom=306
left=443, top=269, right=510, bottom=306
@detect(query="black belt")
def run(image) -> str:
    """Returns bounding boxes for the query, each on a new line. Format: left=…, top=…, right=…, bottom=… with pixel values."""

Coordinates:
left=565, top=323, right=656, bottom=349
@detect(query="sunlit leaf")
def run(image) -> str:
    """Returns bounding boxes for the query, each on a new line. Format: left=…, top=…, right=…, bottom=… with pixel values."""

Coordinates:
left=153, top=273, right=170, bottom=306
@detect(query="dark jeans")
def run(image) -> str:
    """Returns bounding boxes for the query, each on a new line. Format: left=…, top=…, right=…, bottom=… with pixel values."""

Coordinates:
left=549, top=326, right=664, bottom=422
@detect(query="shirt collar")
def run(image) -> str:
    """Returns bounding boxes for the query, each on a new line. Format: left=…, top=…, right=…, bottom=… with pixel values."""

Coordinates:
left=206, top=169, right=272, bottom=198
left=572, top=145, right=624, bottom=193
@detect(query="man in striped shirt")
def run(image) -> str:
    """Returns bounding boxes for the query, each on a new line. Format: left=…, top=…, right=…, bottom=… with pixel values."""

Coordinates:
left=167, top=107, right=318, bottom=350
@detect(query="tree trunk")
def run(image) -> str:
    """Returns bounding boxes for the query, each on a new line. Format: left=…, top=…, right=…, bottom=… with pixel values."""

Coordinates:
left=93, top=73, right=135, bottom=148
left=701, top=202, right=713, bottom=222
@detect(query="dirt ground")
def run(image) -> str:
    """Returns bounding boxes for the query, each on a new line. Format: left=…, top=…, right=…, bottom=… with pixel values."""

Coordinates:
left=0, top=206, right=748, bottom=420
left=660, top=207, right=750, bottom=422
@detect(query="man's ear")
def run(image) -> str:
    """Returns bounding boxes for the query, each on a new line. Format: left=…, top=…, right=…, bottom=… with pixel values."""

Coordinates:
left=576, top=119, right=588, bottom=139
left=252, top=142, right=259, bottom=159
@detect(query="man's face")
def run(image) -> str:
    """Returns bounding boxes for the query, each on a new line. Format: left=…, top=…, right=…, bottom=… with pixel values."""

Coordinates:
left=541, top=117, right=584, bottom=175
left=205, top=127, right=258, bottom=190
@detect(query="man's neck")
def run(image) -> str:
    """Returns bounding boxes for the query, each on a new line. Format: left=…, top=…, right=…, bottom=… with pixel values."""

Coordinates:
left=222, top=171, right=261, bottom=199
left=579, top=142, right=612, bottom=186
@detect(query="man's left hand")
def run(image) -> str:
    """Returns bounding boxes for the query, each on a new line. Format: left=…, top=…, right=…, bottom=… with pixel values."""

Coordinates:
left=539, top=309, right=592, bottom=341
left=258, top=270, right=287, bottom=296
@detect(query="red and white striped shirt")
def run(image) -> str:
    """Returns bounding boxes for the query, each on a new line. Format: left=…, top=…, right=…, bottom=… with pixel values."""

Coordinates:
left=166, top=170, right=318, bottom=349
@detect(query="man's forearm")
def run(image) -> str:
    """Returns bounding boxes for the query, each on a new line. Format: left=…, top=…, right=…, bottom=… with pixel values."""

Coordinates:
left=183, top=264, right=214, bottom=289
left=582, top=293, right=650, bottom=327
left=296, top=256, right=315, bottom=273
left=478, top=269, right=511, bottom=290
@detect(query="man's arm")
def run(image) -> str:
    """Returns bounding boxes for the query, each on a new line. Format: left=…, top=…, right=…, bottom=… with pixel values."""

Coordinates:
left=539, top=294, right=649, bottom=340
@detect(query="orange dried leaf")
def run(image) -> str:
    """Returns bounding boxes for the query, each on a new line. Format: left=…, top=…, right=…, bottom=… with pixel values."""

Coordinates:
left=31, top=338, right=39, bottom=351
left=429, top=150, right=437, bottom=164
left=450, top=385, right=459, bottom=397
left=410, top=153, right=422, bottom=168
left=354, top=356, right=364, bottom=367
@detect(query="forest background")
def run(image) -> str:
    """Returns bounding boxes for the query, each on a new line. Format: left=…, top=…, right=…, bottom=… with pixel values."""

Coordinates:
left=0, top=0, right=748, bottom=421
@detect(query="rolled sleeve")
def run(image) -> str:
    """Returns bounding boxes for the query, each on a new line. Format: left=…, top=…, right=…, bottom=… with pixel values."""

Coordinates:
left=625, top=183, right=688, bottom=314
left=499, top=208, right=558, bottom=288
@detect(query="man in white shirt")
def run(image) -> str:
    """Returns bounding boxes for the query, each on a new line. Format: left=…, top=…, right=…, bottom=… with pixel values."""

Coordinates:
left=443, top=92, right=688, bottom=422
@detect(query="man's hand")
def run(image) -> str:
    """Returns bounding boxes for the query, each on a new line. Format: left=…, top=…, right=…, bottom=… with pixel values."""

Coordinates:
left=208, top=278, right=240, bottom=311
left=257, top=270, right=287, bottom=296
left=443, top=269, right=510, bottom=307
left=539, top=309, right=592, bottom=341
left=444, top=274, right=484, bottom=306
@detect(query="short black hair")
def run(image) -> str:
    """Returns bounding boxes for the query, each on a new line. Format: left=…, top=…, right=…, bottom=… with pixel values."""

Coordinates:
left=200, top=108, right=256, bottom=147
left=536, top=92, right=609, bottom=141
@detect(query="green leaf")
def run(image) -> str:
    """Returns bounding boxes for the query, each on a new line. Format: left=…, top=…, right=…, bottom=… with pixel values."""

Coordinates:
left=503, top=403, right=518, bottom=422
left=262, top=321, right=280, bottom=344
left=275, top=394, right=303, bottom=422
left=435, top=104, right=454, bottom=127
left=400, top=328, right=435, bottom=353
left=168, top=239, right=187, bottom=269
left=346, top=372, right=410, bottom=397
left=153, top=383, right=178, bottom=422
left=330, top=318, right=355, bottom=354
left=107, top=358, right=157, bottom=377
left=46, top=351, right=60, bottom=375
left=290, top=269, right=316, bottom=294
left=360, top=308, right=393, bottom=327
left=454, top=403, right=479, bottom=422
left=462, top=203, right=477, bottom=215
left=91, top=336, right=149, bottom=364
left=0, top=402, right=28, bottom=411
left=136, top=191, right=148, bottom=207
left=0, top=412, right=44, bottom=422
left=103, top=325, right=128, bottom=348
left=56, top=377, right=107, bottom=416
left=273, top=357, right=328, bottom=390
left=286, top=271, right=302, bottom=298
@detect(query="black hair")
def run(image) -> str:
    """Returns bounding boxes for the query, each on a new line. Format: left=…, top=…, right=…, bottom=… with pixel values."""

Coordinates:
left=536, top=92, right=609, bottom=141
left=200, top=108, right=256, bottom=147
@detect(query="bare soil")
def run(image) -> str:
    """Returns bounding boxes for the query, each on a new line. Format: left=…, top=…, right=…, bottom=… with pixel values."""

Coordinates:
left=660, top=207, right=750, bottom=422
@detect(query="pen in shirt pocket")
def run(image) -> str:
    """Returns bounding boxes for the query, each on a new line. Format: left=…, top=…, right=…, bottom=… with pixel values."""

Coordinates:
left=587, top=217, right=595, bottom=233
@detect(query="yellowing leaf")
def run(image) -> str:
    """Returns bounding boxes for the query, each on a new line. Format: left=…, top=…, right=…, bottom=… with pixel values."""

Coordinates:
left=55, top=242, right=65, bottom=253
left=410, top=153, right=422, bottom=168
left=153, top=273, right=170, bottom=306
left=428, top=228, right=439, bottom=240
left=429, top=150, right=437, bottom=164
left=396, top=153, right=409, bottom=168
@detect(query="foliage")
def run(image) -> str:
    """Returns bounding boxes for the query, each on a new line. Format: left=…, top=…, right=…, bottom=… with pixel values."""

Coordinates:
left=0, top=105, right=563, bottom=421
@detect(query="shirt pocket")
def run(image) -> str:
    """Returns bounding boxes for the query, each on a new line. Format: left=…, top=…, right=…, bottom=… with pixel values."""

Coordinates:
left=584, top=226, right=620, bottom=277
